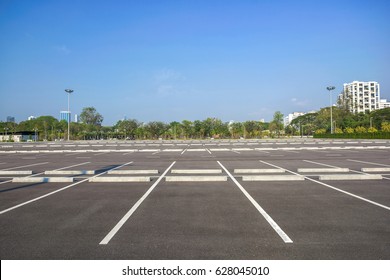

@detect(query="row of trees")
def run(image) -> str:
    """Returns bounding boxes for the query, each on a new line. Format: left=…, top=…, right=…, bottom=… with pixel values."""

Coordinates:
left=287, top=107, right=390, bottom=136
left=2, top=105, right=390, bottom=141
left=1, top=107, right=287, bottom=141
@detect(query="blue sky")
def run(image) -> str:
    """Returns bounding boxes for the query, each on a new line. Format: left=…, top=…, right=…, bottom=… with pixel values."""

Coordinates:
left=1, top=0, right=389, bottom=125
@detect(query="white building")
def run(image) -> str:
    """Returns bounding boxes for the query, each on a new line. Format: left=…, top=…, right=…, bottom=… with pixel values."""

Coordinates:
left=379, top=99, right=390, bottom=109
left=284, top=112, right=305, bottom=126
left=339, top=81, right=381, bottom=114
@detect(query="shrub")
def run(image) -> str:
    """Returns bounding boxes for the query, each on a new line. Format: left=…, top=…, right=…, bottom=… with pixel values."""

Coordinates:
left=367, top=127, right=378, bottom=133
left=315, top=128, right=326, bottom=134
left=344, top=127, right=354, bottom=134
left=382, top=122, right=390, bottom=132
left=334, top=128, right=343, bottom=134
left=355, top=126, right=367, bottom=133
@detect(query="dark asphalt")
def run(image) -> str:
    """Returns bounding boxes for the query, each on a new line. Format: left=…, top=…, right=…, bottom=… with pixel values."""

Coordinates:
left=0, top=139, right=389, bottom=259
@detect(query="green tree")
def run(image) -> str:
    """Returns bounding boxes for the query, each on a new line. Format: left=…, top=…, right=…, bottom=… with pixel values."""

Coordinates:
left=115, top=119, right=139, bottom=139
left=270, top=111, right=284, bottom=137
left=145, top=121, right=167, bottom=139
left=80, top=107, right=103, bottom=126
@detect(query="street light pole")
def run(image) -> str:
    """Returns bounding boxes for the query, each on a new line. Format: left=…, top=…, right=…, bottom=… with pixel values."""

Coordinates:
left=326, top=86, right=335, bottom=134
left=65, top=89, right=74, bottom=141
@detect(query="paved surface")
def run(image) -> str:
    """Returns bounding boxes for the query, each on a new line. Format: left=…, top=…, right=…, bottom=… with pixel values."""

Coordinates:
left=0, top=138, right=389, bottom=259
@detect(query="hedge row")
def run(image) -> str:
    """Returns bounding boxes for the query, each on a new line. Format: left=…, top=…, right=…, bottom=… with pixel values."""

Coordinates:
left=314, top=132, right=390, bottom=139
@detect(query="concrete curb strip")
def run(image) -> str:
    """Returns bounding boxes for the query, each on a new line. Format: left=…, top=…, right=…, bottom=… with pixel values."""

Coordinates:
left=297, top=168, right=350, bottom=173
left=234, top=169, right=285, bottom=174
left=361, top=167, right=390, bottom=172
left=108, top=170, right=158, bottom=174
left=0, top=171, right=33, bottom=175
left=12, top=177, right=74, bottom=183
left=242, top=175, right=305, bottom=181
left=171, top=169, right=222, bottom=174
left=165, top=176, right=227, bottom=182
left=89, top=177, right=151, bottom=182
left=44, top=170, right=95, bottom=175
left=319, top=174, right=383, bottom=181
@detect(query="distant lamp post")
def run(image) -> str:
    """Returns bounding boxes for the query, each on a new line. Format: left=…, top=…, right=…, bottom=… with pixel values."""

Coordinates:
left=326, top=86, right=336, bottom=134
left=64, top=89, right=74, bottom=141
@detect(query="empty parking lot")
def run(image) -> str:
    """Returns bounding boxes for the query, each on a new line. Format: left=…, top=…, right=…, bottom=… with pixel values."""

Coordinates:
left=1, top=138, right=389, bottom=259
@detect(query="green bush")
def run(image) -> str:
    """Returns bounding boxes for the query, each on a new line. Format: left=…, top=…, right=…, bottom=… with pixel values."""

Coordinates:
left=314, top=132, right=390, bottom=139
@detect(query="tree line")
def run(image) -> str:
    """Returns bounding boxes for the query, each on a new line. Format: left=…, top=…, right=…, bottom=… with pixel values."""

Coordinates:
left=0, top=107, right=287, bottom=141
left=2, top=106, right=390, bottom=141
left=287, top=107, right=390, bottom=136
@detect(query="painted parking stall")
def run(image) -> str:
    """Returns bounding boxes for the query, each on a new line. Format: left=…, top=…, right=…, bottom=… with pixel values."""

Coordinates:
left=0, top=139, right=389, bottom=259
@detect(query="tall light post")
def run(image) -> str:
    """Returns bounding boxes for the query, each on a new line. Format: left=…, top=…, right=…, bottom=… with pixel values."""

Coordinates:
left=326, top=86, right=335, bottom=134
left=65, top=89, right=74, bottom=141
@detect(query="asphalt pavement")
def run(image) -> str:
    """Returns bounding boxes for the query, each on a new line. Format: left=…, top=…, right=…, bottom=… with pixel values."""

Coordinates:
left=0, top=138, right=389, bottom=259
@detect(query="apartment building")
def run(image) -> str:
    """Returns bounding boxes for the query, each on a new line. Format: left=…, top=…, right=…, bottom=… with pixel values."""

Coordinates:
left=339, top=81, right=380, bottom=114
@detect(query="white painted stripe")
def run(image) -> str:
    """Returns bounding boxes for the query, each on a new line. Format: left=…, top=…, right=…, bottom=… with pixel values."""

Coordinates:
left=181, top=149, right=187, bottom=155
left=1, top=162, right=49, bottom=171
left=99, top=161, right=176, bottom=245
left=231, top=150, right=241, bottom=154
left=347, top=159, right=390, bottom=167
left=0, top=161, right=133, bottom=215
left=218, top=161, right=293, bottom=243
left=259, top=160, right=390, bottom=211
left=206, top=148, right=212, bottom=154
left=303, top=160, right=343, bottom=169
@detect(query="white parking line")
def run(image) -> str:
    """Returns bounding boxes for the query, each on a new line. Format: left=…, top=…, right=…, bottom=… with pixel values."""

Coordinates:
left=347, top=159, right=390, bottom=167
left=206, top=148, right=212, bottom=154
left=65, top=152, right=85, bottom=156
left=99, top=161, right=176, bottom=245
left=1, top=162, right=49, bottom=171
left=259, top=160, right=390, bottom=211
left=217, top=161, right=293, bottom=243
left=303, top=160, right=341, bottom=169
left=181, top=149, right=187, bottom=155
left=0, top=161, right=133, bottom=215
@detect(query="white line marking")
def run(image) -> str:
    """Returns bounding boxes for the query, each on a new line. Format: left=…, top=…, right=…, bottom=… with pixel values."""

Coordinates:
left=259, top=160, right=390, bottom=211
left=99, top=161, right=176, bottom=245
left=181, top=149, right=187, bottom=155
left=0, top=161, right=133, bottom=215
left=303, top=160, right=341, bottom=169
left=65, top=152, right=84, bottom=156
left=347, top=159, right=390, bottom=167
left=217, top=161, right=293, bottom=243
left=206, top=148, right=212, bottom=154
left=1, top=162, right=49, bottom=171
left=93, top=151, right=110, bottom=156
left=231, top=150, right=241, bottom=154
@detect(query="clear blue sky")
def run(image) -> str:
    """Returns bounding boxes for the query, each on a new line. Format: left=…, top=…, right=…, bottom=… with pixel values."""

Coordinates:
left=1, top=0, right=389, bottom=125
